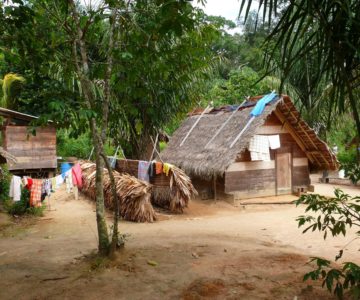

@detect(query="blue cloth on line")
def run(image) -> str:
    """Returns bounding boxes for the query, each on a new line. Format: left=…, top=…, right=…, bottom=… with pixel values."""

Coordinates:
left=138, top=161, right=150, bottom=182
left=250, top=92, right=277, bottom=117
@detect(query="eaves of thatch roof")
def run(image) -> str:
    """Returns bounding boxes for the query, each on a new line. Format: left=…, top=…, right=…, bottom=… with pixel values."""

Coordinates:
left=161, top=95, right=338, bottom=179
left=0, top=146, right=17, bottom=164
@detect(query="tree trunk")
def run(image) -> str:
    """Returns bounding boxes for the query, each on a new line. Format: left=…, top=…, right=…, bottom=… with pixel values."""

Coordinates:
left=93, top=128, right=110, bottom=255
left=101, top=151, right=120, bottom=257
left=131, top=131, right=154, bottom=160
left=69, top=0, right=111, bottom=255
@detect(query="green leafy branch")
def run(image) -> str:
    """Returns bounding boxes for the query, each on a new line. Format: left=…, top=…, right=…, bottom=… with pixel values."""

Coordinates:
left=296, top=189, right=360, bottom=299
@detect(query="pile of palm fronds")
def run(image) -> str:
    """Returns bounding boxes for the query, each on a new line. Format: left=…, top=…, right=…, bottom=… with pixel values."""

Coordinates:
left=151, top=165, right=197, bottom=213
left=169, top=165, right=197, bottom=212
left=80, top=161, right=156, bottom=222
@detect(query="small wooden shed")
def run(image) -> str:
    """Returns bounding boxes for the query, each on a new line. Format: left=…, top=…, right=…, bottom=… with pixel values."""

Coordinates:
left=0, top=107, right=57, bottom=175
left=161, top=95, right=338, bottom=200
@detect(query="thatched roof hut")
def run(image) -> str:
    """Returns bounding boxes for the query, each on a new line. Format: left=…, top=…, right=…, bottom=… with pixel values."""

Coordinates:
left=161, top=95, right=337, bottom=200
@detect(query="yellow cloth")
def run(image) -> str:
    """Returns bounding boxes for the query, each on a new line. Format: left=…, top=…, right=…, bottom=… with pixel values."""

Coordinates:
left=163, top=163, right=172, bottom=176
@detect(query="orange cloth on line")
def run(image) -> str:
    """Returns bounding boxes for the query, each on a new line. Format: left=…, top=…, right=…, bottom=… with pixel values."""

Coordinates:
left=155, top=162, right=163, bottom=175
left=30, top=179, right=42, bottom=207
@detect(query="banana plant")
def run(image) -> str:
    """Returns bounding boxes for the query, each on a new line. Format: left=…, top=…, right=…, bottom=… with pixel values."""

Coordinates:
left=0, top=73, right=25, bottom=109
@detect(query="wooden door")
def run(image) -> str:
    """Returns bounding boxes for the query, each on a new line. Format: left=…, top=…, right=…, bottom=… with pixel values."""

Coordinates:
left=276, top=152, right=292, bottom=195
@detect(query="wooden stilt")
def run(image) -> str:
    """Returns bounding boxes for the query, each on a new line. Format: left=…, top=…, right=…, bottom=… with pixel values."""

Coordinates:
left=213, top=174, right=217, bottom=202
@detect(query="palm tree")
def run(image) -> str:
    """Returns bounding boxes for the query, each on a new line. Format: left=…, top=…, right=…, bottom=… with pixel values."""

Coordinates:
left=239, top=0, right=360, bottom=134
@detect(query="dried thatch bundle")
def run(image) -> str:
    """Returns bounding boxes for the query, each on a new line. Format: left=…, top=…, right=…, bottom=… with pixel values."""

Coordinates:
left=116, top=174, right=155, bottom=222
left=151, top=165, right=197, bottom=213
left=169, top=165, right=197, bottom=213
left=79, top=161, right=156, bottom=223
left=151, top=186, right=173, bottom=209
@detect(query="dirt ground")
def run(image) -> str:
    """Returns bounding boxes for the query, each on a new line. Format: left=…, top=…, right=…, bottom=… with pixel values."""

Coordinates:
left=1, top=180, right=360, bottom=300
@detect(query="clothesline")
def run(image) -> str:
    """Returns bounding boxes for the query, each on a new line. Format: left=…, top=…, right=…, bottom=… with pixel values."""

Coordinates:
left=9, top=163, right=83, bottom=207
left=137, top=160, right=173, bottom=182
left=248, top=134, right=281, bottom=162
left=9, top=159, right=176, bottom=206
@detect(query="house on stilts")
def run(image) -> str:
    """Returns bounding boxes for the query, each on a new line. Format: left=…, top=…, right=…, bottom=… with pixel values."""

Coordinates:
left=161, top=95, right=338, bottom=201
left=0, top=107, right=57, bottom=176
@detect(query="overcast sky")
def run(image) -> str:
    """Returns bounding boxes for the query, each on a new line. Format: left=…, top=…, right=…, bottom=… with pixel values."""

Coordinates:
left=77, top=0, right=259, bottom=34
left=194, top=0, right=259, bottom=34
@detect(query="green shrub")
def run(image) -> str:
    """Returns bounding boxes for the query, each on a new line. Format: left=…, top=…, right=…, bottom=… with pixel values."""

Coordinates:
left=296, top=189, right=360, bottom=299
left=0, top=164, right=11, bottom=203
left=6, top=188, right=45, bottom=217
left=337, top=146, right=360, bottom=184
left=345, top=164, right=360, bottom=185
left=57, top=129, right=93, bottom=159
left=338, top=146, right=357, bottom=166
left=57, top=129, right=116, bottom=160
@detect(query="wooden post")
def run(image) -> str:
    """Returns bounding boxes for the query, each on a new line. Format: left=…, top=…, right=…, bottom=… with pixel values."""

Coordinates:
left=213, top=174, right=217, bottom=202
left=74, top=185, right=79, bottom=200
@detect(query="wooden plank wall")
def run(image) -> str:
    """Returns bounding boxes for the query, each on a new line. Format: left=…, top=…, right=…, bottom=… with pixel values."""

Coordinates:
left=115, top=159, right=139, bottom=177
left=225, top=112, right=310, bottom=197
left=225, top=162, right=276, bottom=197
left=191, top=176, right=232, bottom=200
left=3, top=126, right=57, bottom=170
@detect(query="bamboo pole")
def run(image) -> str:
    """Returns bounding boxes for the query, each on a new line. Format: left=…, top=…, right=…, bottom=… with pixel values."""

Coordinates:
left=149, top=133, right=159, bottom=162
left=229, top=116, right=255, bottom=148
left=150, top=136, right=164, bottom=163
left=205, top=99, right=247, bottom=149
left=180, top=103, right=211, bottom=147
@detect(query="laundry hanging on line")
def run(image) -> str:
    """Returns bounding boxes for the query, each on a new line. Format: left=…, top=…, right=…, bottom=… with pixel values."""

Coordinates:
left=268, top=135, right=280, bottom=149
left=30, top=179, right=42, bottom=207
left=155, top=162, right=163, bottom=175
left=72, top=163, right=83, bottom=188
left=163, top=163, right=173, bottom=176
left=147, top=161, right=156, bottom=179
left=249, top=134, right=281, bottom=162
left=7, top=163, right=83, bottom=206
left=138, top=160, right=150, bottom=182
left=249, top=135, right=270, bottom=154
left=9, top=175, right=22, bottom=202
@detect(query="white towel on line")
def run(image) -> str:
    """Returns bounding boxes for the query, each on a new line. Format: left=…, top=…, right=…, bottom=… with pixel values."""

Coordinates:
left=249, top=135, right=270, bottom=153
left=9, top=175, right=22, bottom=202
left=268, top=135, right=281, bottom=149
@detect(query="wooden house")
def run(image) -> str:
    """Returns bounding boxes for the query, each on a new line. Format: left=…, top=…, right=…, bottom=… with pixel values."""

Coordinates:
left=161, top=95, right=338, bottom=200
left=0, top=107, right=57, bottom=175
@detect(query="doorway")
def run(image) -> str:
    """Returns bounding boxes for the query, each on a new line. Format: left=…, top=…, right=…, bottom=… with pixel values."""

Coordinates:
left=276, top=152, right=292, bottom=195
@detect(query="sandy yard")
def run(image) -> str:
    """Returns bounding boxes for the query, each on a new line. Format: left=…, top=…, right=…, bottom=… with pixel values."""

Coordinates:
left=1, top=181, right=360, bottom=300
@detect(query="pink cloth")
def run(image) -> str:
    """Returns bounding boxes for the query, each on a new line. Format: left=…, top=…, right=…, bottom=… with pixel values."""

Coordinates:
left=72, top=163, right=83, bottom=188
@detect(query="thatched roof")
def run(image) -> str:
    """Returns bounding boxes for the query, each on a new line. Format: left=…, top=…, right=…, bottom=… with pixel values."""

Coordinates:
left=0, top=146, right=17, bottom=164
left=0, top=107, right=38, bottom=122
left=161, top=95, right=337, bottom=179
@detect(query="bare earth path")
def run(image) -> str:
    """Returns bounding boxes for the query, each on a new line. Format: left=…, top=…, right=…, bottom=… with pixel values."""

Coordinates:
left=1, top=183, right=359, bottom=299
